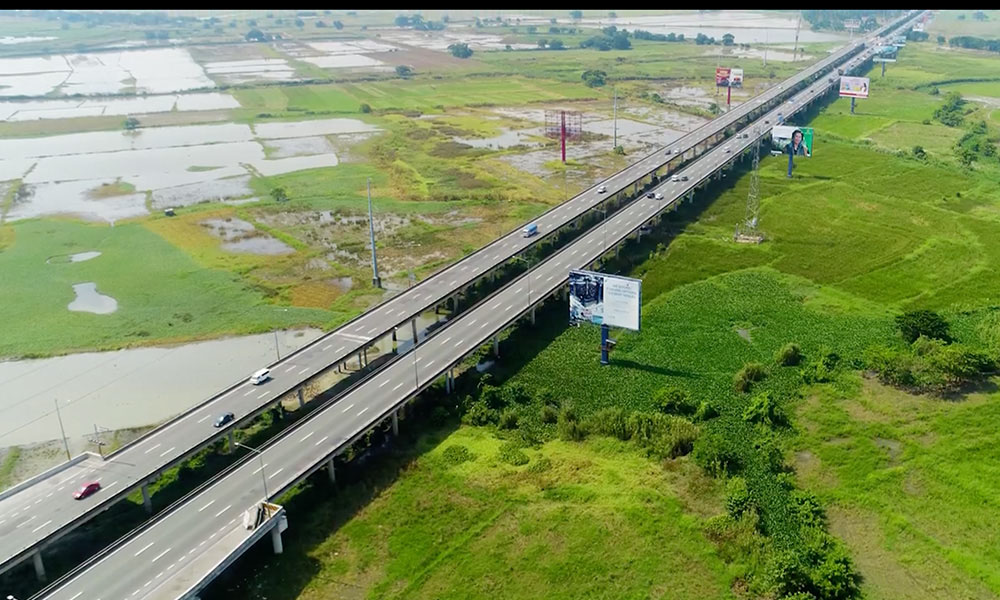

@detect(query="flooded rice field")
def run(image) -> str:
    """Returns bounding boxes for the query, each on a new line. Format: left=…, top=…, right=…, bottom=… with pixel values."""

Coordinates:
left=201, top=218, right=295, bottom=255
left=203, top=58, right=300, bottom=84
left=0, top=118, right=381, bottom=222
left=0, top=92, right=239, bottom=122
left=0, top=48, right=215, bottom=97
left=577, top=11, right=846, bottom=44
left=376, top=30, right=535, bottom=52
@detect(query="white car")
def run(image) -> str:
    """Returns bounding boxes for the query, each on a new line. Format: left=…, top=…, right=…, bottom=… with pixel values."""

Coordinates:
left=597, top=185, right=607, bottom=193
left=249, top=368, right=271, bottom=385
left=653, top=192, right=664, bottom=200
left=671, top=175, right=681, bottom=182
left=724, top=146, right=731, bottom=153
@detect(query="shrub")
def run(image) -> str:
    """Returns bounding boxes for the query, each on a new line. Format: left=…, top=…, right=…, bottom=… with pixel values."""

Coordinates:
left=462, top=398, right=495, bottom=426
left=775, top=343, right=803, bottom=366
left=557, top=407, right=587, bottom=441
left=587, top=407, right=630, bottom=440
left=359, top=103, right=372, bottom=113
left=790, top=490, right=826, bottom=528
left=497, top=441, right=529, bottom=466
left=694, top=401, right=720, bottom=421
left=441, top=444, right=475, bottom=465
left=653, top=386, right=697, bottom=415
left=725, top=476, right=754, bottom=518
left=526, top=456, right=552, bottom=473
left=693, top=430, right=742, bottom=477
left=498, top=408, right=519, bottom=429
left=896, top=309, right=951, bottom=343
left=540, top=404, right=559, bottom=424
left=743, top=391, right=786, bottom=427
left=734, top=362, right=766, bottom=393
left=800, top=349, right=841, bottom=384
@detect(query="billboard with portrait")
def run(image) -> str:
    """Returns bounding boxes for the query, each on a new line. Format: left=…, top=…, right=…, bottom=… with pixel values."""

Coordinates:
left=839, top=76, right=870, bottom=98
left=715, top=67, right=731, bottom=86
left=569, top=270, right=641, bottom=331
left=730, top=68, right=744, bottom=87
left=770, top=126, right=814, bottom=156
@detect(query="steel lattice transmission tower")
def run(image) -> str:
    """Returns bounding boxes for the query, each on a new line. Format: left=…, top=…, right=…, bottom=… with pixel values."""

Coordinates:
left=735, top=129, right=765, bottom=244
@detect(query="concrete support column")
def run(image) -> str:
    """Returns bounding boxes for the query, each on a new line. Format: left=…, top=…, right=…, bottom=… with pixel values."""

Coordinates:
left=141, top=483, right=152, bottom=514
left=392, top=410, right=399, bottom=436
left=33, top=549, right=46, bottom=582
left=357, top=351, right=363, bottom=370
left=297, top=388, right=305, bottom=409
left=327, top=458, right=336, bottom=483
left=271, top=525, right=283, bottom=554
left=530, top=306, right=536, bottom=325
left=411, top=318, right=418, bottom=346
left=362, top=347, right=368, bottom=368
left=392, top=328, right=398, bottom=353
left=227, top=430, right=235, bottom=450
left=493, top=335, right=500, bottom=358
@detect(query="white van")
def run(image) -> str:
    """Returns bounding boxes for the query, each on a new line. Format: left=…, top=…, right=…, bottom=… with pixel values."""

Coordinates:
left=250, top=368, right=271, bottom=385
left=522, top=223, right=539, bottom=238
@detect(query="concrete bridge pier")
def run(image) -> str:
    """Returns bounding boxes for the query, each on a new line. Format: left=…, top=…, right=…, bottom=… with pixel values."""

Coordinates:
left=141, top=483, right=152, bottom=514
left=392, top=328, right=398, bottom=353
left=492, top=335, right=500, bottom=358
left=271, top=524, right=283, bottom=554
left=392, top=410, right=399, bottom=436
left=327, top=458, right=336, bottom=484
left=297, top=388, right=305, bottom=409
left=410, top=318, right=418, bottom=346
left=33, top=549, right=46, bottom=582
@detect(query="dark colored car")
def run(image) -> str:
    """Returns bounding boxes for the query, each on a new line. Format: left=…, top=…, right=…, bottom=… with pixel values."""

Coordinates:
left=214, top=412, right=235, bottom=428
left=73, top=481, right=101, bottom=500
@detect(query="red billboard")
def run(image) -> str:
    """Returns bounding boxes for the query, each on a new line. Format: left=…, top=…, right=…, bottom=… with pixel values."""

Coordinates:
left=715, top=67, right=731, bottom=87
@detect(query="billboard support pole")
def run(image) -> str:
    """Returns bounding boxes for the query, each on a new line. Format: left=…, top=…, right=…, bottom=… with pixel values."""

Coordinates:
left=727, top=85, right=731, bottom=111
left=881, top=61, right=886, bottom=77
left=850, top=97, right=856, bottom=114
left=600, top=325, right=610, bottom=365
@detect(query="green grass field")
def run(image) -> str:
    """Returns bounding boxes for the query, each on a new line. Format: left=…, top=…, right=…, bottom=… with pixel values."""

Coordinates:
left=212, top=426, right=736, bottom=600
left=0, top=219, right=331, bottom=358
left=927, top=10, right=1000, bottom=38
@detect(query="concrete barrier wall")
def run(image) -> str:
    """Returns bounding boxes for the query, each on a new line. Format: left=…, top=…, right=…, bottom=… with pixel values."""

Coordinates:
left=0, top=452, right=96, bottom=502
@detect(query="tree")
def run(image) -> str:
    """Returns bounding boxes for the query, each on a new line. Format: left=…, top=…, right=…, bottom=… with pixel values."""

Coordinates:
left=549, top=39, right=564, bottom=50
left=550, top=17, right=557, bottom=25
left=315, top=20, right=326, bottom=28
left=569, top=10, right=583, bottom=20
left=537, top=38, right=548, bottom=49
left=973, top=11, right=988, bottom=21
left=581, top=69, right=607, bottom=87
left=124, top=116, right=140, bottom=130
left=608, top=11, right=617, bottom=19
left=442, top=15, right=450, bottom=23
left=294, top=18, right=304, bottom=28
left=245, top=28, right=266, bottom=42
left=333, top=20, right=343, bottom=30
left=611, top=32, right=631, bottom=50
left=248, top=19, right=257, bottom=26
left=722, top=32, right=735, bottom=46
left=447, top=42, right=473, bottom=58
left=395, top=65, right=413, bottom=77
left=270, top=187, right=288, bottom=202
left=527, top=25, right=537, bottom=33
left=359, top=103, right=372, bottom=113
left=394, top=15, right=409, bottom=27
left=937, top=34, right=946, bottom=44
left=912, top=145, right=926, bottom=160
left=895, top=309, right=951, bottom=343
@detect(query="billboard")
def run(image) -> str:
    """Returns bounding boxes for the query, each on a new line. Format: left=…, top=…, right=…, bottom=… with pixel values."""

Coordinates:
left=569, top=270, right=641, bottom=331
left=913, top=22, right=924, bottom=32
left=839, top=76, right=869, bottom=98
left=843, top=18, right=861, bottom=29
left=730, top=68, right=744, bottom=87
left=873, top=45, right=898, bottom=62
left=770, top=126, right=814, bottom=156
left=715, top=67, right=731, bottom=86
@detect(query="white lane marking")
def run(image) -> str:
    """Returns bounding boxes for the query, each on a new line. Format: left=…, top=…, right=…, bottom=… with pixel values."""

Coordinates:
left=393, top=382, right=404, bottom=391
left=243, top=389, right=255, bottom=397
left=454, top=339, right=464, bottom=347
left=335, top=346, right=345, bottom=353
left=105, top=480, right=119, bottom=490
left=300, top=431, right=315, bottom=442
left=144, top=443, right=161, bottom=454
left=31, top=520, right=52, bottom=533
left=412, top=293, right=422, bottom=300
left=491, top=301, right=502, bottom=310
left=159, top=447, right=175, bottom=458
left=426, top=359, right=436, bottom=368
left=298, top=367, right=311, bottom=375
left=367, top=327, right=378, bottom=335
left=197, top=414, right=211, bottom=424
left=514, top=287, right=523, bottom=294
left=442, top=336, right=452, bottom=344
left=135, top=542, right=154, bottom=557
left=379, top=379, right=390, bottom=388
left=341, top=402, right=356, bottom=413
left=252, top=463, right=268, bottom=475
left=283, top=365, right=297, bottom=373
left=547, top=275, right=555, bottom=282
left=157, top=571, right=163, bottom=578
left=199, top=500, right=216, bottom=512
left=151, top=548, right=171, bottom=563
left=468, top=319, right=477, bottom=325
left=479, top=322, right=488, bottom=329
left=461, top=266, right=468, bottom=271
left=215, top=504, right=232, bottom=518
left=16, top=516, right=36, bottom=528
left=314, top=435, right=329, bottom=447
left=450, top=280, right=457, bottom=286
left=0, top=519, right=5, bottom=525
left=322, top=344, right=332, bottom=351
left=269, top=468, right=284, bottom=480
left=505, top=304, right=514, bottom=311
left=69, top=593, right=83, bottom=600
left=357, top=406, right=370, bottom=416
left=258, top=391, right=271, bottom=399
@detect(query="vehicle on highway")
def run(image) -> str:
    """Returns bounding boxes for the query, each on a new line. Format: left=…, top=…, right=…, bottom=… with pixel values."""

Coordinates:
left=214, top=412, right=235, bottom=428
left=73, top=481, right=100, bottom=500
left=681, top=175, right=689, bottom=181
left=645, top=192, right=656, bottom=199
left=671, top=175, right=681, bottom=182
left=724, top=146, right=732, bottom=153
left=597, top=185, right=607, bottom=194
left=249, top=368, right=270, bottom=385
left=653, top=192, right=664, bottom=200
left=673, top=148, right=680, bottom=154
left=521, top=223, right=539, bottom=237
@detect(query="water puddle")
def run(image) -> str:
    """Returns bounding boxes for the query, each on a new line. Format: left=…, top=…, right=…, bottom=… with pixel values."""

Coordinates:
left=68, top=282, right=118, bottom=314
left=201, top=218, right=294, bottom=255
left=70, top=251, right=101, bottom=263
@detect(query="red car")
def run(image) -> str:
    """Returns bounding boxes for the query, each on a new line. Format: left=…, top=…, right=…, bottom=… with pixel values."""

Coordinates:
left=73, top=481, right=101, bottom=500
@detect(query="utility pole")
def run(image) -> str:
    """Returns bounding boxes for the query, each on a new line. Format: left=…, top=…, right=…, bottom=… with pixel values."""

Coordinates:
left=235, top=442, right=270, bottom=501
left=792, top=12, right=802, bottom=62
left=273, top=330, right=280, bottom=361
left=367, top=177, right=381, bottom=288
left=54, top=399, right=70, bottom=461
left=612, top=86, right=618, bottom=149
left=763, top=28, right=768, bottom=68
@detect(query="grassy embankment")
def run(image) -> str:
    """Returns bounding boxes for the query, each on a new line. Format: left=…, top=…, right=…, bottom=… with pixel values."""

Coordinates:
left=218, top=42, right=1000, bottom=600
